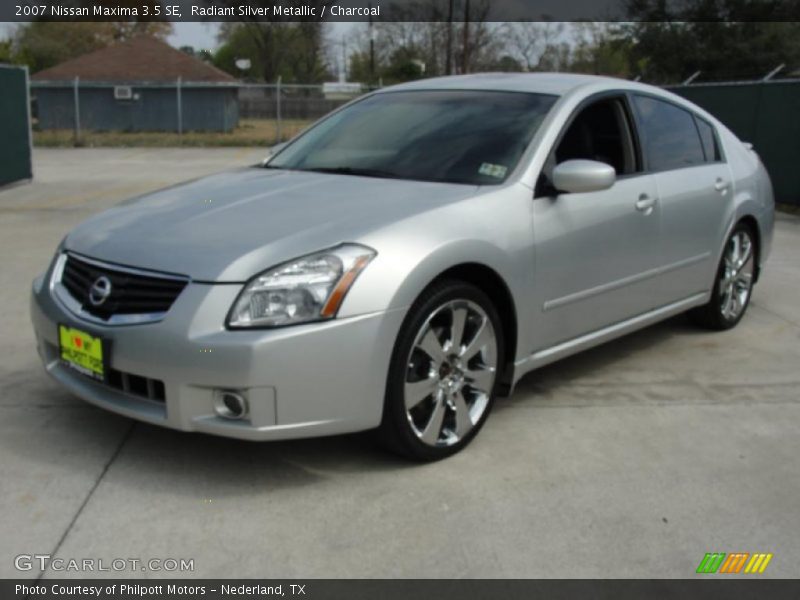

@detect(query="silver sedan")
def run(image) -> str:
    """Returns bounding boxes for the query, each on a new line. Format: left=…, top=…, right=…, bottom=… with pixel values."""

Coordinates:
left=31, top=73, right=774, bottom=460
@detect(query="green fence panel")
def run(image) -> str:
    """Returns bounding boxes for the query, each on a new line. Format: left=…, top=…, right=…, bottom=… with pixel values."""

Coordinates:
left=671, top=81, right=800, bottom=206
left=752, top=83, right=800, bottom=208
left=0, top=65, right=32, bottom=187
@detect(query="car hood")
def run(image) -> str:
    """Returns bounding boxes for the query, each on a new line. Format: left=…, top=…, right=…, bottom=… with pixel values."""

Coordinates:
left=65, top=168, right=480, bottom=282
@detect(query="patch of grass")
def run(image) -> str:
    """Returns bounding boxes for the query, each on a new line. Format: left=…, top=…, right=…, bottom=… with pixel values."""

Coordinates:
left=33, top=118, right=313, bottom=148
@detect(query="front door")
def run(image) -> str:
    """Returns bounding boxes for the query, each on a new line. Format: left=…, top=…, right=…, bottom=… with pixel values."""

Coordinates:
left=531, top=95, right=663, bottom=350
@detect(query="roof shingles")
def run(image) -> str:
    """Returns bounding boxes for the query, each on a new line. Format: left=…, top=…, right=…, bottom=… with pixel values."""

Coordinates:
left=32, top=36, right=236, bottom=83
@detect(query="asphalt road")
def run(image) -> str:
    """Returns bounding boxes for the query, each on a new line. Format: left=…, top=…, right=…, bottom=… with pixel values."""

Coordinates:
left=1, top=148, right=798, bottom=579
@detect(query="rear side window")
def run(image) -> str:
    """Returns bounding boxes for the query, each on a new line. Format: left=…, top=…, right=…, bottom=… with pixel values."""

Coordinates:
left=695, top=117, right=721, bottom=162
left=633, top=95, right=705, bottom=171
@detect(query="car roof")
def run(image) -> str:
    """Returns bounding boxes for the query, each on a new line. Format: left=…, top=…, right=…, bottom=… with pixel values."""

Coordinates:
left=378, top=72, right=633, bottom=96
left=370, top=72, right=734, bottom=154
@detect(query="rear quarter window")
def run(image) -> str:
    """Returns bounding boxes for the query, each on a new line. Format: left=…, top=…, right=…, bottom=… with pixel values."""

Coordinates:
left=695, top=117, right=721, bottom=162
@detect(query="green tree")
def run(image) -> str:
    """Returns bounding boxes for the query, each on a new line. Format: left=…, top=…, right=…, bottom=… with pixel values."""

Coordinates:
left=0, top=38, right=13, bottom=64
left=213, top=25, right=264, bottom=80
left=623, top=1, right=800, bottom=82
left=215, top=22, right=328, bottom=83
left=348, top=50, right=373, bottom=83
left=567, top=23, right=633, bottom=78
left=489, top=55, right=524, bottom=73
left=384, top=47, right=427, bottom=83
left=11, top=21, right=173, bottom=74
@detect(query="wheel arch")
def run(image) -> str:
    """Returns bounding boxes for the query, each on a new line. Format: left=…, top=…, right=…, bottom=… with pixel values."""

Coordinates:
left=422, top=262, right=519, bottom=396
left=737, top=214, right=762, bottom=282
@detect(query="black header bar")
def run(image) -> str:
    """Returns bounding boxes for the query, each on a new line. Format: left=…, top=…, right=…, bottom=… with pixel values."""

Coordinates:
left=5, top=579, right=800, bottom=600
left=4, top=0, right=800, bottom=23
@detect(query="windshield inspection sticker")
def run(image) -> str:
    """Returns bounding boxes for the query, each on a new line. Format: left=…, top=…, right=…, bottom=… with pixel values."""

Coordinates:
left=479, top=162, right=508, bottom=179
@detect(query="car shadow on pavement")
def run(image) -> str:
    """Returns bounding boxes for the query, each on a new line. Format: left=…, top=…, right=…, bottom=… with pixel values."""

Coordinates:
left=3, top=313, right=710, bottom=497
left=507, top=313, right=708, bottom=407
left=1, top=359, right=417, bottom=500
left=120, top=420, right=417, bottom=494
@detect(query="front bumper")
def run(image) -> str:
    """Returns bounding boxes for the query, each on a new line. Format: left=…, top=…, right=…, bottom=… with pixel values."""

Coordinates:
left=30, top=264, right=406, bottom=441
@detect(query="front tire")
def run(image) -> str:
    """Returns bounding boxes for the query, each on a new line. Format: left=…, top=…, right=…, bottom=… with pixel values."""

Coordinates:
left=690, top=222, right=757, bottom=330
left=378, top=280, right=504, bottom=461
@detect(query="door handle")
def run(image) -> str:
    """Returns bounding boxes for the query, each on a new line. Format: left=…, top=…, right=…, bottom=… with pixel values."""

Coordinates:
left=635, top=194, right=656, bottom=213
left=714, top=178, right=730, bottom=192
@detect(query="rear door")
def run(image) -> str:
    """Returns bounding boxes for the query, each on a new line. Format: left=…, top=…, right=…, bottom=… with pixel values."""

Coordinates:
left=630, top=94, right=733, bottom=304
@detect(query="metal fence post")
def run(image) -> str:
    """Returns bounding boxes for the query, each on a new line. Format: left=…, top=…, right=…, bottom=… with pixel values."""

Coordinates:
left=24, top=65, right=33, bottom=180
left=682, top=71, right=701, bottom=86
left=763, top=64, right=785, bottom=81
left=73, top=76, right=81, bottom=146
left=276, top=76, right=282, bottom=142
left=177, top=76, right=183, bottom=136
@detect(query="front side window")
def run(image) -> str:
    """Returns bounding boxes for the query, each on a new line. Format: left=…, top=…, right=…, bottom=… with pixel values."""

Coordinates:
left=536, top=96, right=638, bottom=196
left=268, top=90, right=557, bottom=185
left=633, top=95, right=705, bottom=171
left=553, top=97, right=638, bottom=175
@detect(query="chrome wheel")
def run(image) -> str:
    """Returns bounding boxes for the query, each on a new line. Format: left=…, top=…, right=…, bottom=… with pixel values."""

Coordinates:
left=719, top=229, right=755, bottom=321
left=403, top=299, right=498, bottom=448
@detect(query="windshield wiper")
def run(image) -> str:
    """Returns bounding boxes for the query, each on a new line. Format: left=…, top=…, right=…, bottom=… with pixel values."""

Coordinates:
left=303, top=166, right=403, bottom=180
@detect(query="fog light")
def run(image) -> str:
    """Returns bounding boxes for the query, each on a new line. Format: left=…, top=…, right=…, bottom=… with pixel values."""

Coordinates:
left=213, top=390, right=248, bottom=420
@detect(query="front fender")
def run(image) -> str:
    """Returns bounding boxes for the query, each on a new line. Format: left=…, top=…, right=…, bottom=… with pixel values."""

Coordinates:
left=337, top=186, right=536, bottom=360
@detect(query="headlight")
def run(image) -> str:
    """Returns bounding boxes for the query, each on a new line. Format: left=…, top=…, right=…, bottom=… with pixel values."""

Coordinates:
left=227, top=244, right=376, bottom=328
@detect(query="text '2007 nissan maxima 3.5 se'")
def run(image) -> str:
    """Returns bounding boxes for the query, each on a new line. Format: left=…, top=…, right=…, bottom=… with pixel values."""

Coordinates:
left=31, top=73, right=774, bottom=460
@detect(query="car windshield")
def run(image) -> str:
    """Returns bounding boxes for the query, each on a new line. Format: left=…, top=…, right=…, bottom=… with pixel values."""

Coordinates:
left=267, top=90, right=557, bottom=185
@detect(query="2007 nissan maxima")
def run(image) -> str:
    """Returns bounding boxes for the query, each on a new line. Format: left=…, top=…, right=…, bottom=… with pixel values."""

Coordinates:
left=31, top=73, right=774, bottom=460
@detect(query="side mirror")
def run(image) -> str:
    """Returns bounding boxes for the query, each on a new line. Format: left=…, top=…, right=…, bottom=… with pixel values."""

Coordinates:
left=261, top=142, right=287, bottom=166
left=552, top=159, right=616, bottom=194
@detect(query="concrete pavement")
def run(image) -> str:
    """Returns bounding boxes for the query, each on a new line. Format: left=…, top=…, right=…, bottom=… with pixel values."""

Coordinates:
left=1, top=148, right=798, bottom=579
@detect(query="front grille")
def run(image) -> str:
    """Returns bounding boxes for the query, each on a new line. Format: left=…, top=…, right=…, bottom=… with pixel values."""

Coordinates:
left=44, top=341, right=167, bottom=404
left=60, top=254, right=187, bottom=321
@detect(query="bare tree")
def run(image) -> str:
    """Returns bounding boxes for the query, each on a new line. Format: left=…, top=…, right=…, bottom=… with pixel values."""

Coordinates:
left=457, top=0, right=497, bottom=74
left=502, top=22, right=566, bottom=71
left=345, top=0, right=505, bottom=82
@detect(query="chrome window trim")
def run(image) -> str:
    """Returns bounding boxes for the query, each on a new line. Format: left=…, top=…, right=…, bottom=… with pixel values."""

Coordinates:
left=50, top=252, right=190, bottom=326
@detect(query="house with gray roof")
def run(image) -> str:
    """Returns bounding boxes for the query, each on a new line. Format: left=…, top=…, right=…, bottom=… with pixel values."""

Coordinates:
left=32, top=37, right=239, bottom=132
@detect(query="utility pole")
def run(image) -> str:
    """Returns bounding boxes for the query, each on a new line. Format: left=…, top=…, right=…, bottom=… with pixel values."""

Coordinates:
left=340, top=36, right=347, bottom=82
left=462, top=0, right=471, bottom=74
left=445, top=0, right=454, bottom=75
left=72, top=76, right=81, bottom=146
left=369, top=2, right=375, bottom=83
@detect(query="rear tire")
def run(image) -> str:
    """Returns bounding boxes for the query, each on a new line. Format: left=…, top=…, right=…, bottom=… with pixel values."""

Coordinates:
left=378, top=280, right=505, bottom=461
left=689, top=222, right=757, bottom=330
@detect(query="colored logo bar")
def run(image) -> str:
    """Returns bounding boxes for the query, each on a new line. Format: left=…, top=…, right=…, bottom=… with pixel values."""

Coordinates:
left=696, top=552, right=773, bottom=574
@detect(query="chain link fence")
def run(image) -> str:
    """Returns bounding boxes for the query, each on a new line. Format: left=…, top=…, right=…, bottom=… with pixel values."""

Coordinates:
left=29, top=79, right=371, bottom=147
left=24, top=73, right=800, bottom=205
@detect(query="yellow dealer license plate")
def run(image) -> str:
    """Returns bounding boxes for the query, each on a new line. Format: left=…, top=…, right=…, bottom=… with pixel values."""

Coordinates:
left=59, top=324, right=106, bottom=381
